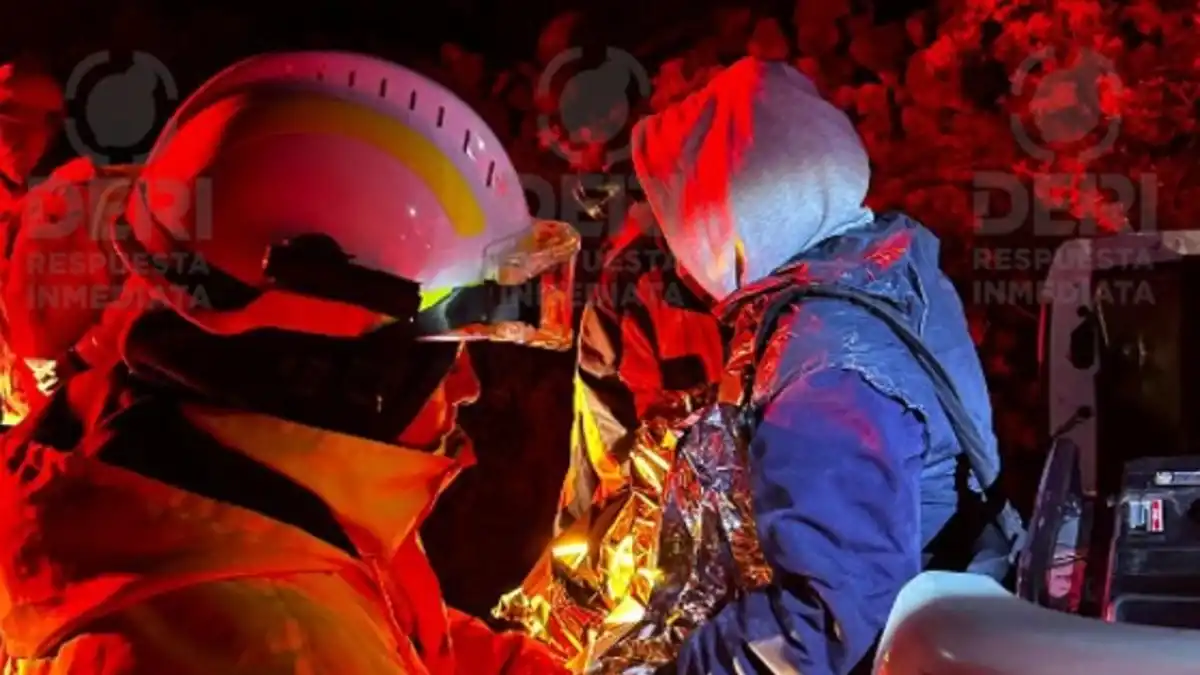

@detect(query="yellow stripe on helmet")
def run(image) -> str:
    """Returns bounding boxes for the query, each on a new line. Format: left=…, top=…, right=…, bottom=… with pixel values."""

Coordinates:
left=373, top=287, right=457, bottom=325
left=218, top=91, right=486, bottom=238
left=419, top=286, right=455, bottom=311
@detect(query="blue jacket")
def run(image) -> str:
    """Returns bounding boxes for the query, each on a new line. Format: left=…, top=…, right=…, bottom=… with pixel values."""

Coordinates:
left=675, top=213, right=999, bottom=675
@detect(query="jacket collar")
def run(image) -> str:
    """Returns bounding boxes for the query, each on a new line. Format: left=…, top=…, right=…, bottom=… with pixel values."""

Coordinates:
left=182, top=403, right=466, bottom=559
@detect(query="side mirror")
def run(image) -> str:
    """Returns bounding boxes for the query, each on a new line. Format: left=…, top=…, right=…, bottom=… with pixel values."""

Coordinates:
left=1016, top=437, right=1087, bottom=613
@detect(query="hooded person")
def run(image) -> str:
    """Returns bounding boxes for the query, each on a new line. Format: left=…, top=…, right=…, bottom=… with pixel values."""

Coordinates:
left=637, top=56, right=1024, bottom=675
left=503, top=57, right=1022, bottom=675
left=0, top=51, right=577, bottom=675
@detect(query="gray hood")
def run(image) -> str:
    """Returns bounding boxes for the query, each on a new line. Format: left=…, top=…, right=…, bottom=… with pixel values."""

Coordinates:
left=630, top=57, right=874, bottom=302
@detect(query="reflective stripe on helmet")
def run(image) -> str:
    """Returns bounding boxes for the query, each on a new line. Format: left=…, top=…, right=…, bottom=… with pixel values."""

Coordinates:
left=210, top=91, right=486, bottom=238
left=420, top=286, right=455, bottom=311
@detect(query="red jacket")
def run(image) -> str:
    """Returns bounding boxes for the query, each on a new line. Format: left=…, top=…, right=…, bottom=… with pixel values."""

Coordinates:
left=4, top=158, right=136, bottom=360
left=0, top=158, right=139, bottom=421
left=0, top=355, right=565, bottom=674
left=0, top=168, right=32, bottom=422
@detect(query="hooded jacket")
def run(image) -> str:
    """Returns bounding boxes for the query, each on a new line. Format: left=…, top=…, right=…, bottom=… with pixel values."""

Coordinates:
left=558, top=57, right=880, bottom=523
left=0, top=316, right=563, bottom=675
left=623, top=58, right=1000, bottom=674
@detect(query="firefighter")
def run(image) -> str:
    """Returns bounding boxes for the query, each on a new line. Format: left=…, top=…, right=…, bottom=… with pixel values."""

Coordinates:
left=0, top=157, right=139, bottom=418
left=0, top=51, right=574, bottom=675
left=0, top=57, right=64, bottom=423
left=557, top=199, right=726, bottom=530
left=0, top=57, right=62, bottom=204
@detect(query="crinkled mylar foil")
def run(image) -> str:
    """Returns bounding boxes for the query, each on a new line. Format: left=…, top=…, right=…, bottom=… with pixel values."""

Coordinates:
left=0, top=338, right=29, bottom=426
left=587, top=402, right=774, bottom=674
left=496, top=300, right=778, bottom=673
left=493, top=415, right=687, bottom=672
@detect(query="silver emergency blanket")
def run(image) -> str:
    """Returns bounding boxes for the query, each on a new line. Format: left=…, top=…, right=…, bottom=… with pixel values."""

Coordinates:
left=586, top=401, right=774, bottom=674
left=495, top=295, right=778, bottom=673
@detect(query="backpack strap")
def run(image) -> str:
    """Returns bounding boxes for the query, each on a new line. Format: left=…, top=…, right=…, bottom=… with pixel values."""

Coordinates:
left=738, top=283, right=1027, bottom=567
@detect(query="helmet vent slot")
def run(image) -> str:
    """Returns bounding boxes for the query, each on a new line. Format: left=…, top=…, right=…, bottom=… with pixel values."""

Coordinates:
left=347, top=70, right=357, bottom=87
left=436, top=105, right=445, bottom=127
left=485, top=161, right=495, bottom=187
left=408, top=90, right=418, bottom=110
left=379, top=78, right=389, bottom=97
left=462, top=129, right=471, bottom=153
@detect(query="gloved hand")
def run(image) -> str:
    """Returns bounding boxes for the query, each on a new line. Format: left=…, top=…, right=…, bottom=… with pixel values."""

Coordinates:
left=23, top=358, right=59, bottom=396
left=25, top=346, right=88, bottom=396
left=448, top=609, right=570, bottom=675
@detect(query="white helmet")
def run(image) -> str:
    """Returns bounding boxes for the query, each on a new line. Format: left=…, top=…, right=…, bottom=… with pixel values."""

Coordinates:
left=117, top=51, right=578, bottom=348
